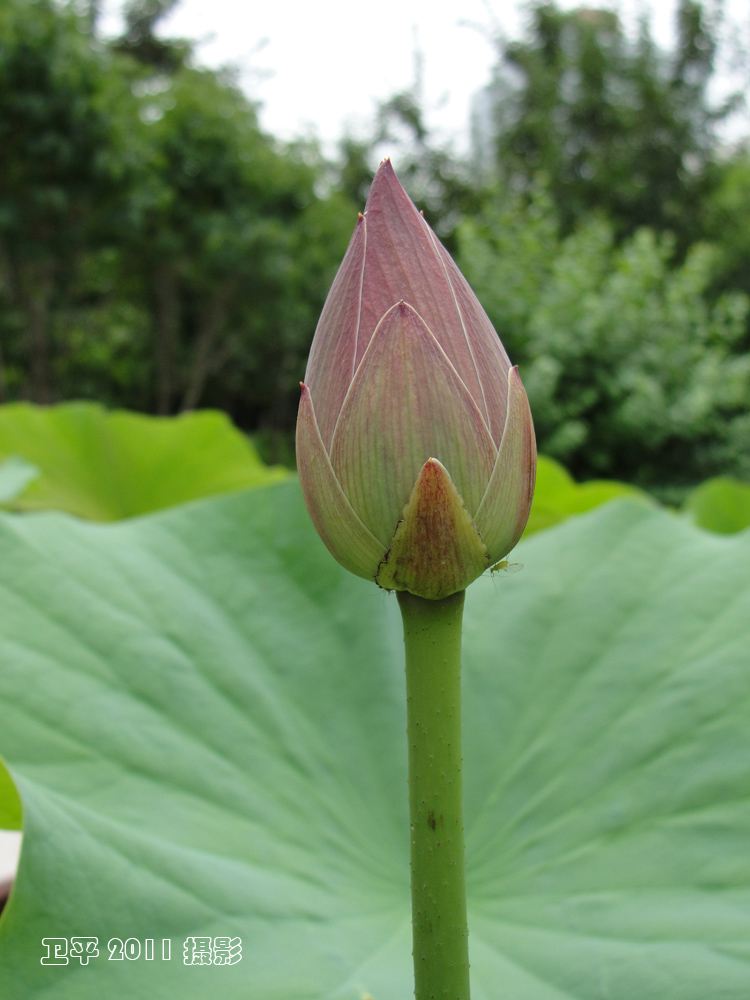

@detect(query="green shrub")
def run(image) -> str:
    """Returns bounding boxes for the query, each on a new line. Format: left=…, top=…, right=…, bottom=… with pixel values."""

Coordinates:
left=459, top=194, right=750, bottom=489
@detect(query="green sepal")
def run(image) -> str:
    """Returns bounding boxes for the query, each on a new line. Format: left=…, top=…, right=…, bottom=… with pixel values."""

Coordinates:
left=376, top=458, right=489, bottom=600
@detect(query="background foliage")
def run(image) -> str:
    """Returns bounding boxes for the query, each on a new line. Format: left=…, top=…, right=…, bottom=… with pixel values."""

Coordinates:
left=0, top=0, right=748, bottom=492
left=457, top=191, right=750, bottom=492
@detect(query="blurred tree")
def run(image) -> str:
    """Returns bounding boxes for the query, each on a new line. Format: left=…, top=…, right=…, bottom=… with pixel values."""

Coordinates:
left=111, top=0, right=190, bottom=71
left=0, top=0, right=354, bottom=428
left=458, top=192, right=750, bottom=490
left=479, top=0, right=740, bottom=241
left=0, top=0, right=137, bottom=402
left=702, top=151, right=750, bottom=320
left=116, top=65, right=354, bottom=418
left=337, top=136, right=379, bottom=210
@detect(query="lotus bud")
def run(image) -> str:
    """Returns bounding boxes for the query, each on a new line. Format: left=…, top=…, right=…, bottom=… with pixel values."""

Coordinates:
left=296, top=160, right=536, bottom=600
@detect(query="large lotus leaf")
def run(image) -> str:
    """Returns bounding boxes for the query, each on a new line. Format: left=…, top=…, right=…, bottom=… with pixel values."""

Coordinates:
left=0, top=482, right=749, bottom=999
left=523, top=455, right=652, bottom=536
left=0, top=402, right=286, bottom=520
left=0, top=458, right=39, bottom=504
left=683, top=476, right=750, bottom=535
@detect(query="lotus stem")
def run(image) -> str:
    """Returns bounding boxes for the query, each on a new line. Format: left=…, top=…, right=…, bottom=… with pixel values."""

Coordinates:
left=398, top=589, right=470, bottom=999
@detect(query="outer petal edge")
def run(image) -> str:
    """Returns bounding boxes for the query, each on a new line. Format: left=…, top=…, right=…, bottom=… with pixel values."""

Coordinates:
left=296, top=385, right=386, bottom=580
left=303, top=215, right=368, bottom=450
left=474, top=367, right=537, bottom=562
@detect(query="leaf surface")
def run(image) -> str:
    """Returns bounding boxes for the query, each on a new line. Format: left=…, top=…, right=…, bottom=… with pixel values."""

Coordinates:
left=0, top=483, right=749, bottom=998
left=0, top=458, right=39, bottom=504
left=683, top=476, right=750, bottom=535
left=524, top=455, right=652, bottom=535
left=0, top=402, right=286, bottom=520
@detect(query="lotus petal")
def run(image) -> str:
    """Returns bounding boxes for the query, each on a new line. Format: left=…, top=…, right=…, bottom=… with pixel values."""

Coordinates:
left=330, top=302, right=496, bottom=547
left=296, top=385, right=385, bottom=579
left=426, top=232, right=512, bottom=446
left=474, top=367, right=537, bottom=562
left=360, top=161, right=512, bottom=441
left=304, top=215, right=367, bottom=450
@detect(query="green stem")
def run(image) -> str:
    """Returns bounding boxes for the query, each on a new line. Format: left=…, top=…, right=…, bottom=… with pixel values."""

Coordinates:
left=398, top=589, right=470, bottom=1000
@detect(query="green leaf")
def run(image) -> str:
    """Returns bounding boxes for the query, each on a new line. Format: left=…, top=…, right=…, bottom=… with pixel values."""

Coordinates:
left=525, top=454, right=653, bottom=535
left=1, top=483, right=749, bottom=998
left=683, top=476, right=750, bottom=535
left=0, top=402, right=287, bottom=520
left=0, top=758, right=22, bottom=830
left=0, top=457, right=39, bottom=504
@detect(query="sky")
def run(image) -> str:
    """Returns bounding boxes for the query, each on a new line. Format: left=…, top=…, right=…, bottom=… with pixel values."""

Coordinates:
left=100, top=0, right=750, bottom=153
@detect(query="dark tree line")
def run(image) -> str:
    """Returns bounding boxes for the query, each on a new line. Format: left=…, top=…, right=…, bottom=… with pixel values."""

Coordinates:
left=478, top=0, right=742, bottom=243
left=0, top=0, right=356, bottom=434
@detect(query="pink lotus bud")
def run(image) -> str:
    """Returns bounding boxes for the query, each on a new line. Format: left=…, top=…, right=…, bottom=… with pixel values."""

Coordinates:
left=296, top=160, right=536, bottom=600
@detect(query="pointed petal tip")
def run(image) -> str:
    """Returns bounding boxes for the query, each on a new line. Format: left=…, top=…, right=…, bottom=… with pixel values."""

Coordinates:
left=366, top=158, right=412, bottom=212
left=373, top=299, right=423, bottom=333
left=376, top=457, right=489, bottom=600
